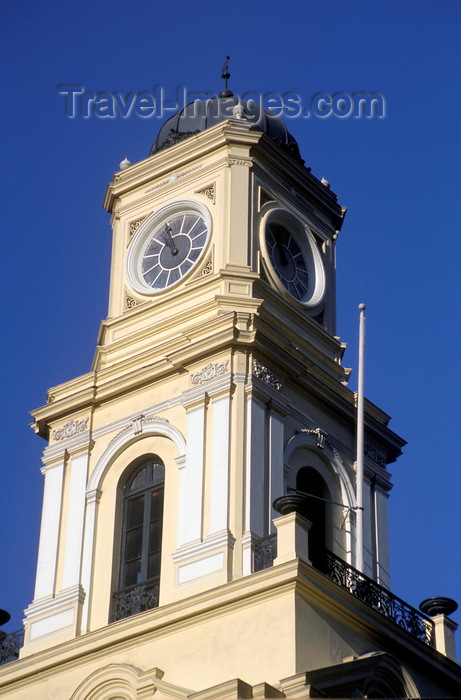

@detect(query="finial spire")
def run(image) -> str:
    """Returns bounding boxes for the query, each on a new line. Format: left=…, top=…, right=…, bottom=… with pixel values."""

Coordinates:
left=219, top=55, right=232, bottom=97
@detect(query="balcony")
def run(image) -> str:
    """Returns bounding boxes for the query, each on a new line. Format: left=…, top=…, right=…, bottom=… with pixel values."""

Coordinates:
left=323, top=549, right=433, bottom=645
left=110, top=578, right=160, bottom=622
left=251, top=532, right=433, bottom=647
left=0, top=629, right=24, bottom=666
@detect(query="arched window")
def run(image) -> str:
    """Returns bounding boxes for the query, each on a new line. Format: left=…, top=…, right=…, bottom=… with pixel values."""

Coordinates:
left=111, top=456, right=165, bottom=621
left=296, top=466, right=330, bottom=571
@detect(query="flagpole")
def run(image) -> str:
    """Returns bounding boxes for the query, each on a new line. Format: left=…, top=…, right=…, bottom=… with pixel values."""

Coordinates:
left=356, top=303, right=366, bottom=572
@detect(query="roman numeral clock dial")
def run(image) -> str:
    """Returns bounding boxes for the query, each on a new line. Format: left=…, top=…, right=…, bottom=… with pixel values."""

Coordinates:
left=126, top=200, right=211, bottom=295
left=260, top=209, right=325, bottom=308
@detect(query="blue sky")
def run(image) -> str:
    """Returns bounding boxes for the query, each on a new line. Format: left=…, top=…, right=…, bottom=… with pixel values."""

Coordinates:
left=1, top=0, right=461, bottom=655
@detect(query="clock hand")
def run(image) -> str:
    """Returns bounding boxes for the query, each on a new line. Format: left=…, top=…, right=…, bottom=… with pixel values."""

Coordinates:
left=269, top=224, right=288, bottom=266
left=161, top=223, right=179, bottom=256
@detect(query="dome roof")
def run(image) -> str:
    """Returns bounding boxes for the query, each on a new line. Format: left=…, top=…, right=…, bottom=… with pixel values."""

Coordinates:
left=150, top=93, right=303, bottom=163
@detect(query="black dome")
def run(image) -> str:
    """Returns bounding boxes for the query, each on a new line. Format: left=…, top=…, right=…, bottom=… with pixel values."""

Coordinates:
left=150, top=94, right=303, bottom=164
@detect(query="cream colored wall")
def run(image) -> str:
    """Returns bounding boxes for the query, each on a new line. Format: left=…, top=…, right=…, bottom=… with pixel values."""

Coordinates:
left=3, top=559, right=451, bottom=699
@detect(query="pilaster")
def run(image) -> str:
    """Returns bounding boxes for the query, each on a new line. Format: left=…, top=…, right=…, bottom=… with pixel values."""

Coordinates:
left=22, top=432, right=93, bottom=655
left=172, top=369, right=236, bottom=597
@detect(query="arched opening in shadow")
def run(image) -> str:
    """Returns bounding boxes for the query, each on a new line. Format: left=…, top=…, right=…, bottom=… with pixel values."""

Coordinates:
left=296, top=467, right=330, bottom=571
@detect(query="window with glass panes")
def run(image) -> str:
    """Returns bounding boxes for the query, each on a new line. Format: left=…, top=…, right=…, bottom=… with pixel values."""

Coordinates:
left=120, top=457, right=165, bottom=590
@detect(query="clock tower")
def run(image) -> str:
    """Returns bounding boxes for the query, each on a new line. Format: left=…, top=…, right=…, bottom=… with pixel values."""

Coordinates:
left=2, top=92, right=460, bottom=699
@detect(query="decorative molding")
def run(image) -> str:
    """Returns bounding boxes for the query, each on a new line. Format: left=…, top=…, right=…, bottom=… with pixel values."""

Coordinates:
left=143, top=415, right=170, bottom=429
left=297, top=427, right=327, bottom=449
left=195, top=182, right=215, bottom=203
left=144, top=164, right=202, bottom=194
left=197, top=253, right=213, bottom=277
left=330, top=444, right=345, bottom=469
left=253, top=359, right=282, bottom=390
left=131, top=414, right=145, bottom=435
left=190, top=361, right=229, bottom=385
left=295, top=428, right=345, bottom=467
left=177, top=552, right=224, bottom=585
left=108, top=414, right=170, bottom=446
left=365, top=442, right=387, bottom=469
left=173, top=530, right=235, bottom=564
left=91, top=396, right=183, bottom=441
left=129, top=215, right=148, bottom=241
left=227, top=157, right=252, bottom=168
left=108, top=423, right=132, bottom=446
left=53, top=418, right=89, bottom=442
left=125, top=290, right=143, bottom=310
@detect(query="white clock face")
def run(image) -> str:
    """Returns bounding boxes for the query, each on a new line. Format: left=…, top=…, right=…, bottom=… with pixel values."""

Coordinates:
left=126, top=200, right=211, bottom=295
left=261, top=210, right=325, bottom=308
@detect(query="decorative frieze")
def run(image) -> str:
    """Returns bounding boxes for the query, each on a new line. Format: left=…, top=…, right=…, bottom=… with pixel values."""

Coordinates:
left=198, top=254, right=213, bottom=277
left=125, top=291, right=142, bottom=310
left=144, top=165, right=202, bottom=194
left=253, top=360, right=282, bottom=390
left=364, top=442, right=387, bottom=469
left=109, top=415, right=170, bottom=445
left=52, top=418, right=89, bottom=441
left=190, top=361, right=229, bottom=385
left=129, top=215, right=148, bottom=240
left=196, top=183, right=215, bottom=203
left=227, top=157, right=252, bottom=168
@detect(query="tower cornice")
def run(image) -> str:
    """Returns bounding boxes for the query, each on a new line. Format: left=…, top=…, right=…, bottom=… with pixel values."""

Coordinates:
left=103, top=120, right=263, bottom=212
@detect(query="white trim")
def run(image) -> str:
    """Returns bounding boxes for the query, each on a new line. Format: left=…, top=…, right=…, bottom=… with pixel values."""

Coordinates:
left=80, top=491, right=101, bottom=633
left=42, top=434, right=92, bottom=462
left=91, top=398, right=182, bottom=440
left=177, top=552, right=224, bottom=585
left=177, top=406, right=205, bottom=546
left=241, top=532, right=254, bottom=576
left=284, top=432, right=356, bottom=509
left=29, top=608, right=75, bottom=640
left=259, top=207, right=326, bottom=309
left=33, top=461, right=65, bottom=600
left=61, top=453, right=89, bottom=590
left=173, top=530, right=234, bottom=563
left=209, top=396, right=230, bottom=534
left=87, top=418, right=186, bottom=493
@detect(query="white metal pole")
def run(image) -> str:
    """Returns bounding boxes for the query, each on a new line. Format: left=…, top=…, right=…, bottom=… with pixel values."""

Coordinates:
left=356, top=303, right=366, bottom=572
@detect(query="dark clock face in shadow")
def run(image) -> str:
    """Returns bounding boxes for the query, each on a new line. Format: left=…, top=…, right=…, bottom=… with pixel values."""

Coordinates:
left=265, top=222, right=311, bottom=301
left=141, top=213, right=209, bottom=290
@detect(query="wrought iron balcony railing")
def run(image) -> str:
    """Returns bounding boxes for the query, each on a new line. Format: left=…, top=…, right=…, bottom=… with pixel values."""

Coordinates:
left=0, top=629, right=24, bottom=666
left=251, top=537, right=433, bottom=646
left=253, top=533, right=277, bottom=572
left=324, top=550, right=433, bottom=645
left=111, top=578, right=160, bottom=622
